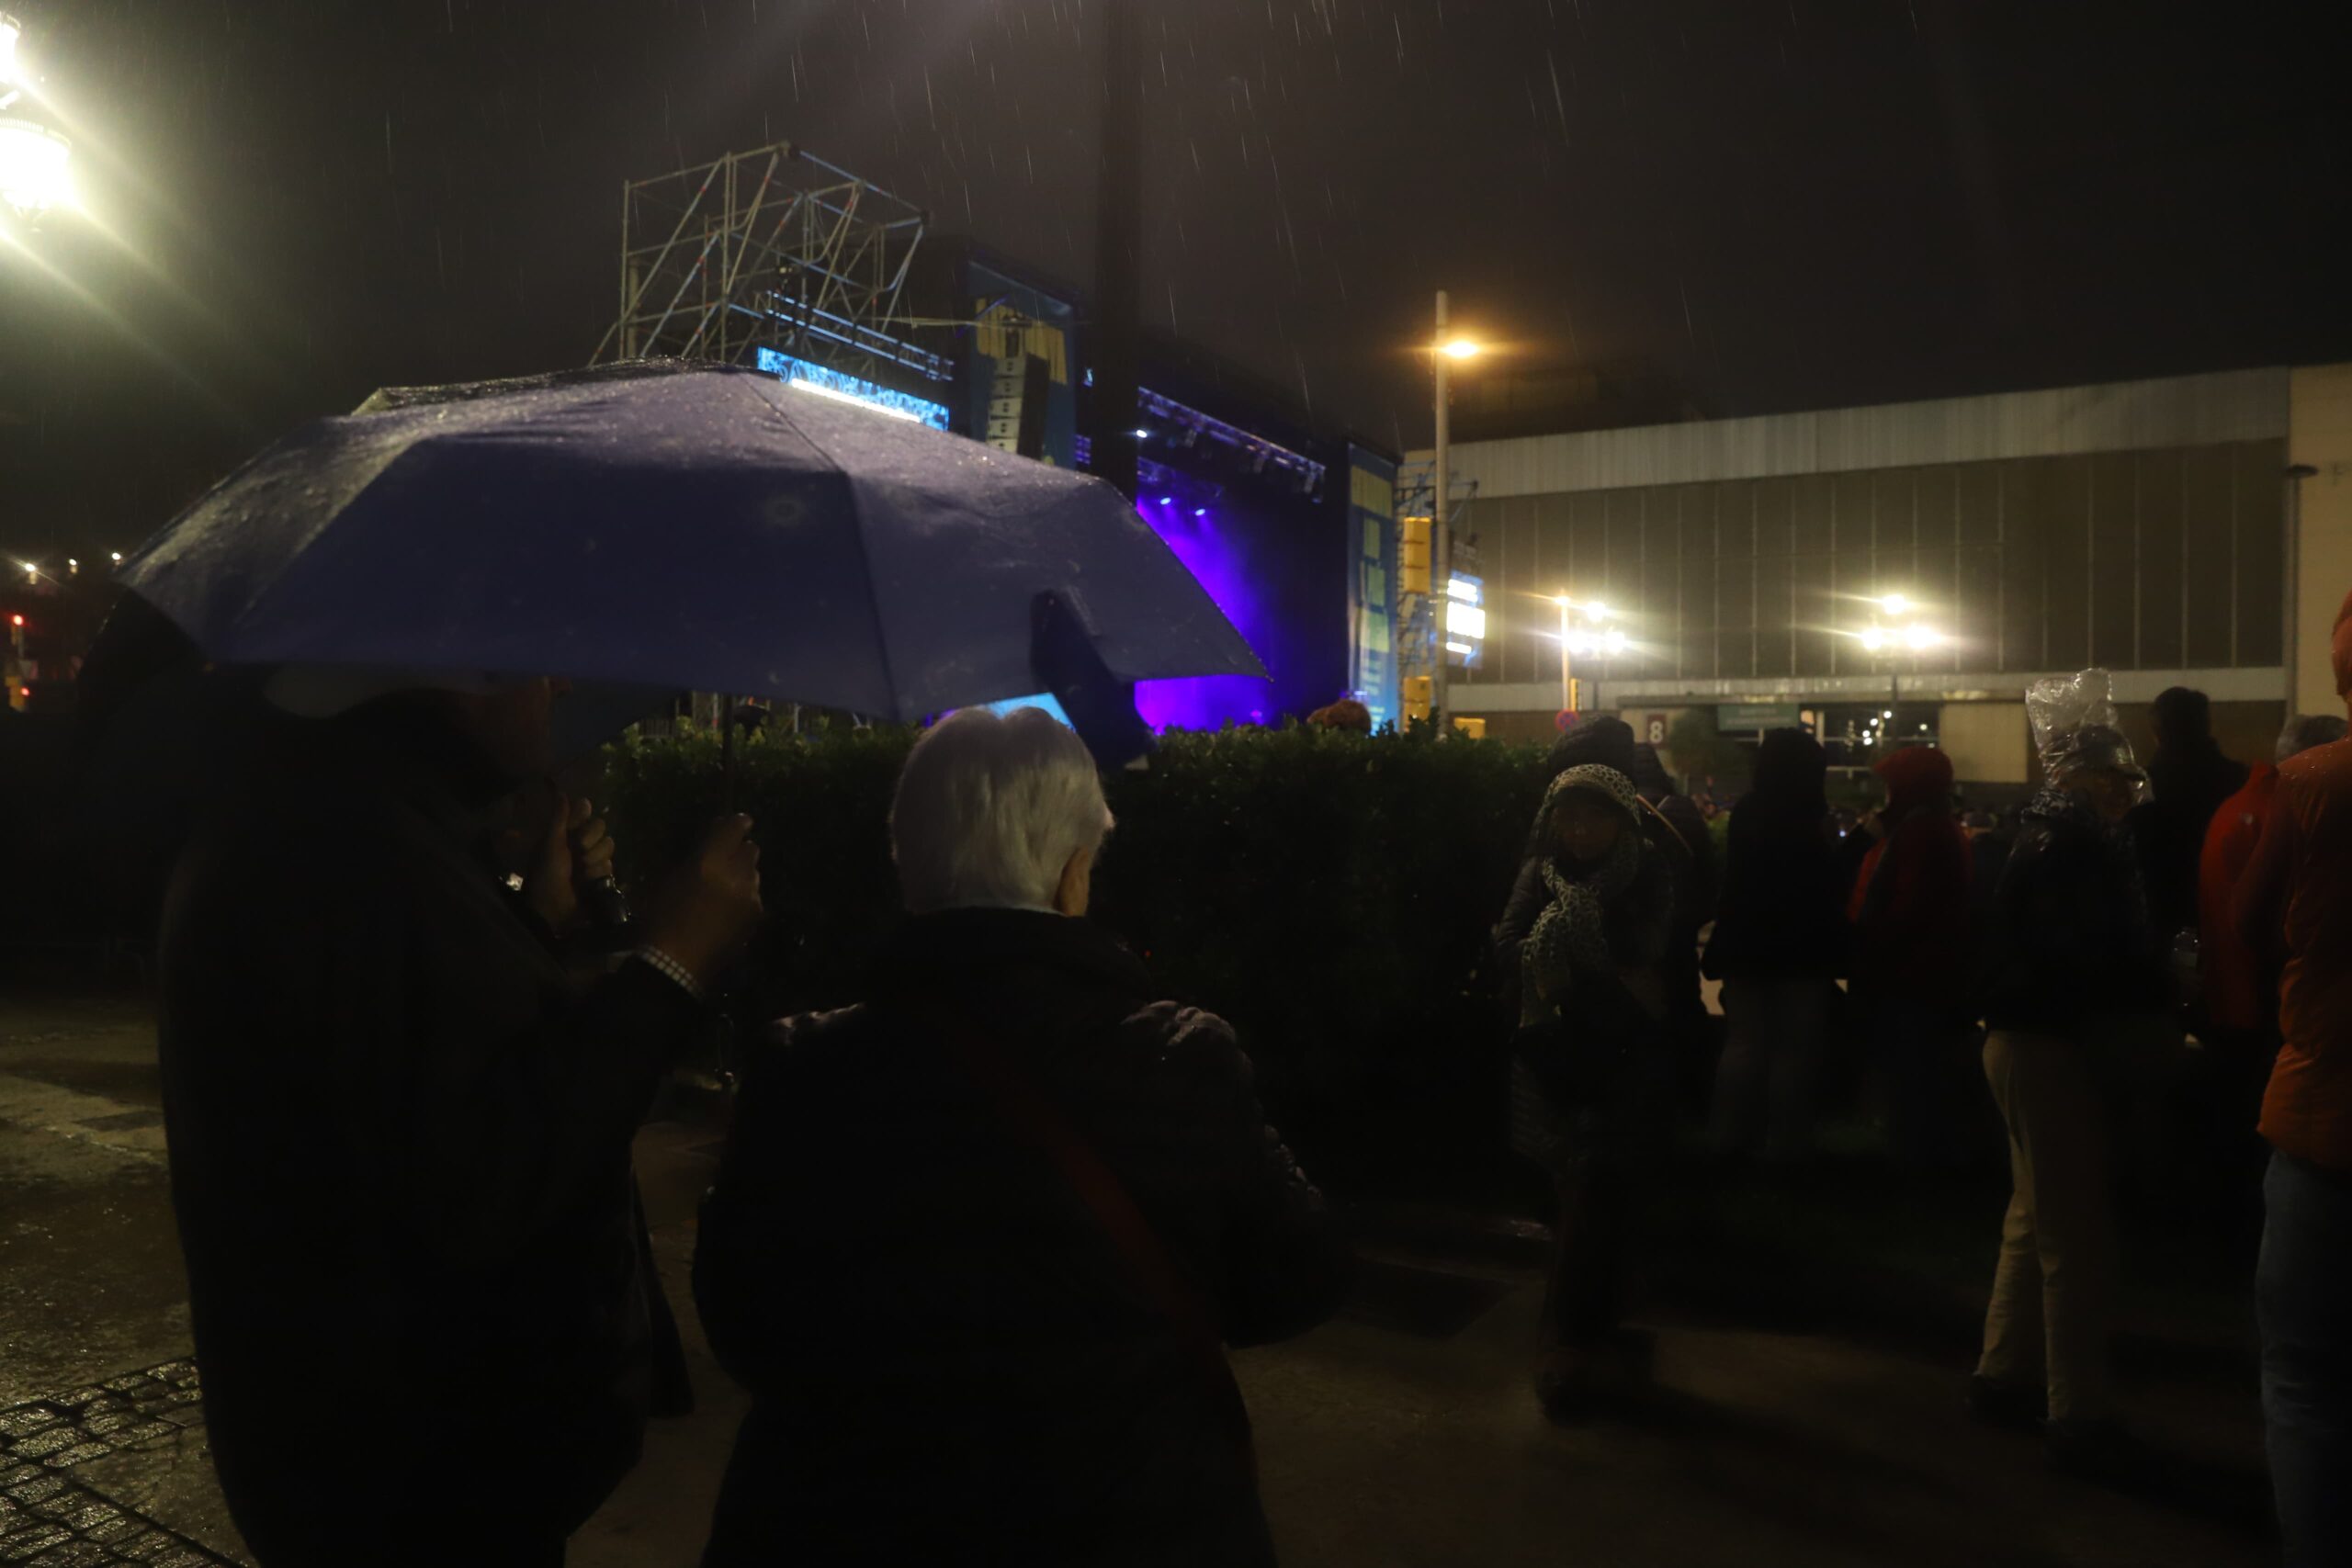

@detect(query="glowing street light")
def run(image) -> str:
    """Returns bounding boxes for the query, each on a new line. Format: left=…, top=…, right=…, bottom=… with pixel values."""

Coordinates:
left=0, top=117, right=70, bottom=217
left=1904, top=623, right=1942, bottom=651
left=1860, top=627, right=1886, bottom=652
left=1441, top=338, right=1482, bottom=361
left=1878, top=592, right=1910, bottom=616
left=108, top=551, right=121, bottom=563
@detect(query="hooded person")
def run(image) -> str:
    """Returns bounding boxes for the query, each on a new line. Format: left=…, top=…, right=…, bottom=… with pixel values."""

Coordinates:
left=1497, top=764, right=1676, bottom=1422
left=1847, top=745, right=1979, bottom=1170
left=1971, top=671, right=2172, bottom=1484
left=1508, top=717, right=1698, bottom=1014
left=2233, top=592, right=2352, bottom=1568
left=1703, top=728, right=1846, bottom=1164
left=2127, top=686, right=2250, bottom=940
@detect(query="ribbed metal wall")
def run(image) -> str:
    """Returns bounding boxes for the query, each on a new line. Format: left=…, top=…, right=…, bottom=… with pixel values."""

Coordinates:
left=1443, top=367, right=2290, bottom=500
left=1456, top=440, right=2287, bottom=690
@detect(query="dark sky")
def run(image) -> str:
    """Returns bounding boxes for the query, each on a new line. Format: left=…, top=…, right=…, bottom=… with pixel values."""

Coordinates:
left=4, top=0, right=2346, bottom=567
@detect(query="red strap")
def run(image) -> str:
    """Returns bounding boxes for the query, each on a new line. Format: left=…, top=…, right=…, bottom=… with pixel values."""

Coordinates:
left=918, top=1007, right=1259, bottom=1478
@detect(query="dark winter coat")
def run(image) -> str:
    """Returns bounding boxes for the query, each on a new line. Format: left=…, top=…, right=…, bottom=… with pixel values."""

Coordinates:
left=1983, top=785, right=2167, bottom=1036
left=156, top=708, right=705, bottom=1560
left=695, top=908, right=1350, bottom=1568
left=1702, top=730, right=1846, bottom=982
left=2128, top=736, right=2250, bottom=939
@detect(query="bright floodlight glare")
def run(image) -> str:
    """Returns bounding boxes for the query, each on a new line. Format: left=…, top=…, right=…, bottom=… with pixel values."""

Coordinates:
left=1603, top=628, right=1629, bottom=654
left=1564, top=631, right=1594, bottom=655
left=1883, top=709, right=1895, bottom=719
left=1553, top=593, right=1571, bottom=607
left=1132, top=427, right=1150, bottom=439
left=1905, top=624, right=1941, bottom=650
left=108, top=551, right=121, bottom=562
left=0, top=17, right=18, bottom=89
left=1878, top=593, right=1910, bottom=615
left=0, top=118, right=71, bottom=217
left=1441, top=338, right=1481, bottom=360
left=1586, top=601, right=1611, bottom=620
left=1860, top=627, right=1887, bottom=651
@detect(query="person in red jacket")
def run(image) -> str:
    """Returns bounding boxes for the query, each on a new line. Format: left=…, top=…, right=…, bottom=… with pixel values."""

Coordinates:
left=2235, top=592, right=2352, bottom=1568
left=1848, top=745, right=1979, bottom=1171
left=2192, top=716, right=2346, bottom=1257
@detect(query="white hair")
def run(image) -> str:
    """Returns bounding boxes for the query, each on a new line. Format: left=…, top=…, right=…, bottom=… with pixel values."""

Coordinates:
left=891, top=706, right=1113, bottom=914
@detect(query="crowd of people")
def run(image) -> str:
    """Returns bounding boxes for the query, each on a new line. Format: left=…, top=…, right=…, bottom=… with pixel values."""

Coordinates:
left=137, top=613, right=2352, bottom=1565
left=1497, top=628, right=2352, bottom=1567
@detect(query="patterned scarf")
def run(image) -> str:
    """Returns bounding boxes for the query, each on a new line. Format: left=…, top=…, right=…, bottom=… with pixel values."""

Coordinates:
left=1521, top=765, right=1645, bottom=1015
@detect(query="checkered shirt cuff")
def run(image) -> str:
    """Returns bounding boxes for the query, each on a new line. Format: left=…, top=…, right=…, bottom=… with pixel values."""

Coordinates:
left=631, top=945, right=707, bottom=1003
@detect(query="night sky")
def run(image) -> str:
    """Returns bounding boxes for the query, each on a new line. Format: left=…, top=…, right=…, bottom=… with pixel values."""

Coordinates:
left=4, top=0, right=2346, bottom=568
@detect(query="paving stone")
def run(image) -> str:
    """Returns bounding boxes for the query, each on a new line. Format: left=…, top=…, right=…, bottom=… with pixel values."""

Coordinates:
left=0, top=1416, right=60, bottom=1442
left=28, top=1539, right=114, bottom=1566
left=37, top=1450, right=109, bottom=1473
left=9, top=1437, right=74, bottom=1463
left=0, top=1472, right=39, bottom=1495
left=154, top=1414, right=201, bottom=1432
left=0, top=1525, right=69, bottom=1562
left=6, top=1478, right=65, bottom=1506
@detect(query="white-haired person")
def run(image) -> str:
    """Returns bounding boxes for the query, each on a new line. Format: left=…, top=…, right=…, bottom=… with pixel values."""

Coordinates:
left=694, top=705, right=1351, bottom=1567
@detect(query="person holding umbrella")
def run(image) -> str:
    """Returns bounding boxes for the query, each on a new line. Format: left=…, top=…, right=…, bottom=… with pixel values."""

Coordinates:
left=155, top=668, right=763, bottom=1567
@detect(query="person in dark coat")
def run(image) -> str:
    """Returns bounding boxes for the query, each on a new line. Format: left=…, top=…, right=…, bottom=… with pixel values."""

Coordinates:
left=1847, top=745, right=1979, bottom=1170
left=1702, top=728, right=1845, bottom=1163
left=156, top=675, right=763, bottom=1567
left=1520, top=716, right=1699, bottom=999
left=2126, top=685, right=2249, bottom=942
left=1498, top=764, right=1676, bottom=1421
left=695, top=706, right=1349, bottom=1568
left=1973, top=682, right=2173, bottom=1483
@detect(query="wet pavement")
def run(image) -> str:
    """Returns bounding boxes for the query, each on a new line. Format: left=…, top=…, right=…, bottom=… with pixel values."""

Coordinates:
left=0, top=992, right=2281, bottom=1567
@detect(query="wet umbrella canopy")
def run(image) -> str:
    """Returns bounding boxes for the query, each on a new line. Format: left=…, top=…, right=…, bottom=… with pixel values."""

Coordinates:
left=114, top=361, right=1264, bottom=721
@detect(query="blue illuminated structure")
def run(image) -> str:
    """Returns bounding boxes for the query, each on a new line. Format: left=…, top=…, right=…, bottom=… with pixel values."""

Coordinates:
left=754, top=347, right=951, bottom=430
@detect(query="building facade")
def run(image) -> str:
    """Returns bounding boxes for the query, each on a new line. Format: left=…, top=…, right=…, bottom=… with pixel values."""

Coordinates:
left=1422, top=366, right=2352, bottom=781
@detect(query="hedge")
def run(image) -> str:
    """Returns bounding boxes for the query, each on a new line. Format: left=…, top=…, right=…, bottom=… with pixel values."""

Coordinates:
left=601, top=721, right=1556, bottom=1200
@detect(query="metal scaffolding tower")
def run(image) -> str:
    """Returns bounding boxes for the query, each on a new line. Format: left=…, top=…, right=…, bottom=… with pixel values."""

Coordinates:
left=592, top=141, right=949, bottom=385
left=1393, top=457, right=1479, bottom=722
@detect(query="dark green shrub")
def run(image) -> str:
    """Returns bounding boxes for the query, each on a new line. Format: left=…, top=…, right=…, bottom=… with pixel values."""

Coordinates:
left=603, top=722, right=1555, bottom=1201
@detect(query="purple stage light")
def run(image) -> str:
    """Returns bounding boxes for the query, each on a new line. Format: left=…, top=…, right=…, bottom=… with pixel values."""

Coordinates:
left=1134, top=502, right=1274, bottom=732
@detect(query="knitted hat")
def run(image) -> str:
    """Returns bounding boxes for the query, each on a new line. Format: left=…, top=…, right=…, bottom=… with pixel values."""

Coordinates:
left=1542, top=762, right=1643, bottom=826
left=1872, top=744, right=1953, bottom=812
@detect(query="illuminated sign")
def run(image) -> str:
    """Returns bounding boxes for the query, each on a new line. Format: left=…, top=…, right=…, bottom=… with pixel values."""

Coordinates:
left=753, top=347, right=951, bottom=430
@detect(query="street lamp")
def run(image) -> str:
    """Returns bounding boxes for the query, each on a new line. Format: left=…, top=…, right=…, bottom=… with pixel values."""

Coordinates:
left=1429, top=291, right=1483, bottom=735
left=1551, top=594, right=1625, bottom=716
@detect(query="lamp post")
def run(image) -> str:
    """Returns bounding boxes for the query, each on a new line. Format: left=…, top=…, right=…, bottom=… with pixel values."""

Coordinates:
left=1551, top=594, right=1626, bottom=718
left=1429, top=295, right=1482, bottom=737
left=1857, top=593, right=1942, bottom=748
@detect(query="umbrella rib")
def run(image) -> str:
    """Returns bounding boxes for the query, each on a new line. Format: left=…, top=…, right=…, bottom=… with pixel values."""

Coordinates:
left=753, top=380, right=907, bottom=719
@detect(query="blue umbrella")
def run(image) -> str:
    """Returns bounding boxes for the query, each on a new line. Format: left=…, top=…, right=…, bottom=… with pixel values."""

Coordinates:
left=118, top=361, right=1265, bottom=724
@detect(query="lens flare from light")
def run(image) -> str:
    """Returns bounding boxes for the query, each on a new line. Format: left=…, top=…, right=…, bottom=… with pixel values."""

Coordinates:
left=0, top=118, right=71, bottom=217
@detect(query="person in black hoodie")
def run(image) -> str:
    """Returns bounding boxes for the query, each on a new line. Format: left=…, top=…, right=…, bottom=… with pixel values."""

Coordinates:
left=1973, top=677, right=2173, bottom=1483
left=1702, top=728, right=1846, bottom=1165
left=695, top=706, right=1349, bottom=1567
left=2126, top=685, right=2248, bottom=942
